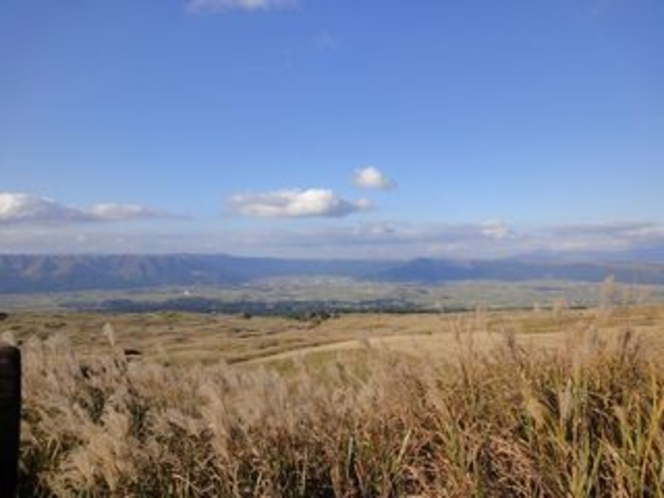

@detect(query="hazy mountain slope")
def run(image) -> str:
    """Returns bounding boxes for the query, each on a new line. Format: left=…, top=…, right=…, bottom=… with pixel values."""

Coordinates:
left=2, top=254, right=664, bottom=294
left=374, top=258, right=664, bottom=284
left=0, top=254, right=395, bottom=293
left=0, top=255, right=248, bottom=293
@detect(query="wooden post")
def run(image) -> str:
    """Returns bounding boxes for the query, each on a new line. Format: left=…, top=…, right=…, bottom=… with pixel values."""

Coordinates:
left=0, top=343, right=20, bottom=497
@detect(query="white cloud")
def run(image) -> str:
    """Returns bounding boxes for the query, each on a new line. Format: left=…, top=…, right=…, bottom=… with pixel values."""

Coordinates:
left=480, top=220, right=514, bottom=240
left=228, top=189, right=371, bottom=218
left=187, top=0, right=297, bottom=13
left=0, top=193, right=86, bottom=223
left=353, top=167, right=397, bottom=190
left=88, top=203, right=162, bottom=221
left=0, top=192, right=171, bottom=225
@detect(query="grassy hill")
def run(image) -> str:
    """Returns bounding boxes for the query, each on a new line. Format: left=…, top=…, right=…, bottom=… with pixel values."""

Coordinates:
left=9, top=304, right=664, bottom=496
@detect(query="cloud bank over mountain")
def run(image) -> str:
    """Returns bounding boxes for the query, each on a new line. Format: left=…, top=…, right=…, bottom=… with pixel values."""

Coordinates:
left=3, top=213, right=664, bottom=262
left=4, top=175, right=656, bottom=258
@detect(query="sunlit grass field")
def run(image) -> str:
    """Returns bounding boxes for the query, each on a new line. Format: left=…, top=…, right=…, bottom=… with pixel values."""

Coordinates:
left=5, top=301, right=664, bottom=496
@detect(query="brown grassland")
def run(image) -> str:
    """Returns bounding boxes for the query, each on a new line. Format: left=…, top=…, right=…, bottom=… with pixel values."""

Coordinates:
left=4, top=299, right=664, bottom=496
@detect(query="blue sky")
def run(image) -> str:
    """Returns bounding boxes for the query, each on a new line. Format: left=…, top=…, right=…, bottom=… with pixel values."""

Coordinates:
left=1, top=0, right=663, bottom=258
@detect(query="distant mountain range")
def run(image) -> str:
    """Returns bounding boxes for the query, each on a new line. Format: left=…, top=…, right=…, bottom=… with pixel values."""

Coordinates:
left=376, top=258, right=664, bottom=285
left=1, top=254, right=664, bottom=294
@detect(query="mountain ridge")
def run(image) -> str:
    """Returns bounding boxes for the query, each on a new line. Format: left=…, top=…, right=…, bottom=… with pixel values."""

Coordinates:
left=1, top=253, right=664, bottom=294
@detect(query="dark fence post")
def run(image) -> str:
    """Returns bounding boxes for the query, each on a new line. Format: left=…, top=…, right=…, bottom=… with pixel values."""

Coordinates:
left=0, top=343, right=21, bottom=497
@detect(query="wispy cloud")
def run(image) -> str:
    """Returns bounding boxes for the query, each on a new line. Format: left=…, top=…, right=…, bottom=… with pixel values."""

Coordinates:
left=480, top=219, right=514, bottom=240
left=221, top=221, right=524, bottom=259
left=0, top=192, right=174, bottom=225
left=550, top=221, right=664, bottom=239
left=187, top=0, right=297, bottom=13
left=233, top=220, right=664, bottom=259
left=540, top=221, right=664, bottom=252
left=353, top=166, right=397, bottom=191
left=314, top=30, right=339, bottom=51
left=87, top=203, right=166, bottom=221
left=228, top=189, right=371, bottom=218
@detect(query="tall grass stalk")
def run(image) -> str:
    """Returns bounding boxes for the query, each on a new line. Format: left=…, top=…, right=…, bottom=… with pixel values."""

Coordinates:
left=18, top=318, right=664, bottom=497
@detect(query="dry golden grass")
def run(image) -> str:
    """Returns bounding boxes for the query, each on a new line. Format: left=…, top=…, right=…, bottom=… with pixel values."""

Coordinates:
left=7, top=304, right=664, bottom=496
left=6, top=304, right=664, bottom=365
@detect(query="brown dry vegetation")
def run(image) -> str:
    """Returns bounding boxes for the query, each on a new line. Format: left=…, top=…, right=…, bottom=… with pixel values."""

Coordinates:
left=7, top=304, right=664, bottom=496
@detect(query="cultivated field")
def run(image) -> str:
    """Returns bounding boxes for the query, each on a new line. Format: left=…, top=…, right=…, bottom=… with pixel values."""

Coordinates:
left=4, top=302, right=664, bottom=496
